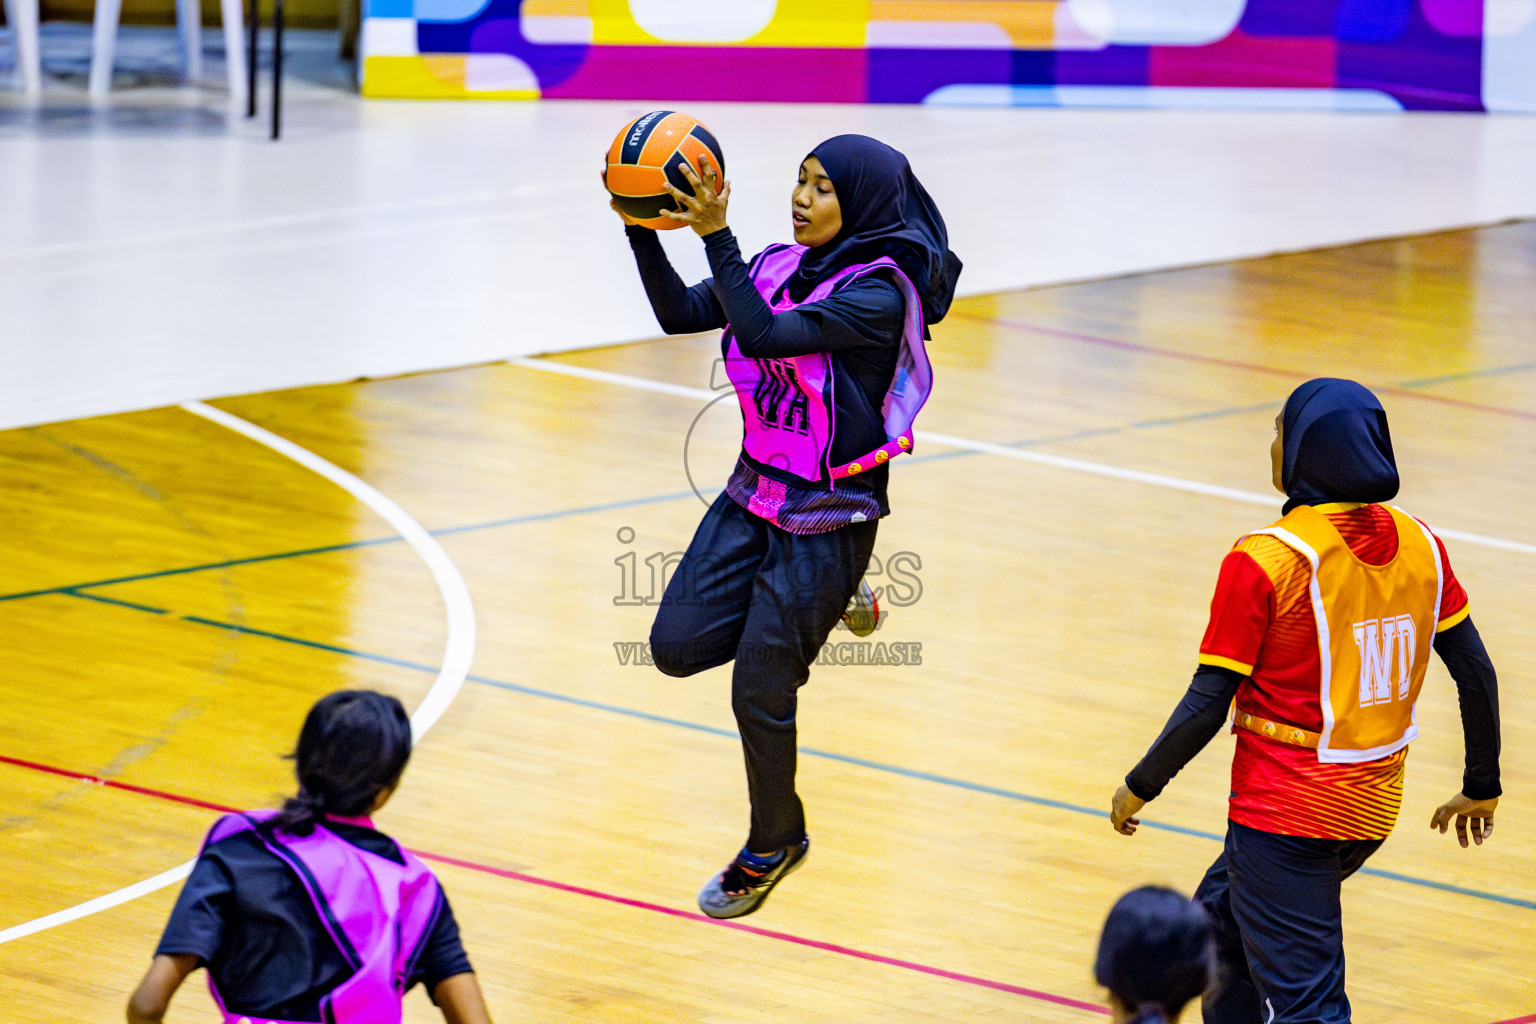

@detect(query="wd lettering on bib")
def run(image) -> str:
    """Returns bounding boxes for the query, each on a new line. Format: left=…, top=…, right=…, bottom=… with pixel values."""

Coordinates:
left=1352, top=614, right=1416, bottom=706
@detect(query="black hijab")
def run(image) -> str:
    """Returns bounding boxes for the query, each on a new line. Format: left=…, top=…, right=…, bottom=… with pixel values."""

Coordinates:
left=787, top=134, right=962, bottom=326
left=1280, top=378, right=1399, bottom=514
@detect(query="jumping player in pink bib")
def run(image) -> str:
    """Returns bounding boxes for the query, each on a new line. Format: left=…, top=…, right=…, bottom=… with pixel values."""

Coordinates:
left=610, top=135, right=961, bottom=918
left=128, top=691, right=493, bottom=1024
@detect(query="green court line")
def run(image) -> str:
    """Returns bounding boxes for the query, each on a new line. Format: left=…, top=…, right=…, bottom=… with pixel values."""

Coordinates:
left=60, top=589, right=169, bottom=615
left=1398, top=361, right=1536, bottom=389
left=0, top=490, right=698, bottom=604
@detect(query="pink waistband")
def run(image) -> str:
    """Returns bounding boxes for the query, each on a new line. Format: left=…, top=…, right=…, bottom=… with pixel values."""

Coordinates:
left=831, top=432, right=913, bottom=479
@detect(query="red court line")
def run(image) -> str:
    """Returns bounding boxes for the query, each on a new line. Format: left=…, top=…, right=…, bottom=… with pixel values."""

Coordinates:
left=418, top=850, right=1106, bottom=1014
left=950, top=313, right=1536, bottom=424
left=0, top=754, right=236, bottom=814
left=1, top=754, right=1105, bottom=1015
left=11, top=754, right=1532, bottom=1023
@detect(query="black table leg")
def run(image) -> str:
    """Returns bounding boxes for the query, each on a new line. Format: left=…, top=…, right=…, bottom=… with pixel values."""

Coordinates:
left=246, top=0, right=258, bottom=117
left=271, top=0, right=283, bottom=139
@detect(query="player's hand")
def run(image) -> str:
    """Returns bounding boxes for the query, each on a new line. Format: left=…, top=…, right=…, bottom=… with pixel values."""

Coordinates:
left=600, top=169, right=645, bottom=227
left=1430, top=792, right=1497, bottom=848
left=1111, top=785, right=1146, bottom=836
left=663, top=156, right=730, bottom=237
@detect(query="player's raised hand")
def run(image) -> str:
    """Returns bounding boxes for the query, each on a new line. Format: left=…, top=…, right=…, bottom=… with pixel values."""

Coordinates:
left=663, top=157, right=730, bottom=237
left=1111, top=785, right=1146, bottom=836
left=1430, top=792, right=1497, bottom=848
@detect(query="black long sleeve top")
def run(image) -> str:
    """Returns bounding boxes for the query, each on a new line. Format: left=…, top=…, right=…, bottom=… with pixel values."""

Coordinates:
left=1125, top=617, right=1501, bottom=803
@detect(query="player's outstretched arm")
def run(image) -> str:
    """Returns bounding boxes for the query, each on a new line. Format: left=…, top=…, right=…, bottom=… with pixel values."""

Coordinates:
left=126, top=953, right=198, bottom=1023
left=435, top=971, right=494, bottom=1024
left=1431, top=793, right=1498, bottom=848
left=1111, top=664, right=1243, bottom=836
left=1431, top=616, right=1501, bottom=849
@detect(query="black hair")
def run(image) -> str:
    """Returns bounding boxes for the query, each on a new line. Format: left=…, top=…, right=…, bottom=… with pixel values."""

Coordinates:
left=1094, top=886, right=1215, bottom=1023
left=271, top=690, right=413, bottom=836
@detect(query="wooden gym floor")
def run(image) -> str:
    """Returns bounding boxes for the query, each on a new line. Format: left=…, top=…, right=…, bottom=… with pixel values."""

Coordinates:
left=0, top=222, right=1532, bottom=1023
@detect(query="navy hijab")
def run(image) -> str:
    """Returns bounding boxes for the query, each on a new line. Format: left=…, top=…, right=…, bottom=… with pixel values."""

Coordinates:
left=787, top=134, right=962, bottom=326
left=1280, top=378, right=1399, bottom=514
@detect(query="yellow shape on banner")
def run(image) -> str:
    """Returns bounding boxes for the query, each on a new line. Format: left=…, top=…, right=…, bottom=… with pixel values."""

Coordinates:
left=869, top=0, right=1059, bottom=48
left=362, top=56, right=541, bottom=99
left=588, top=0, right=867, bottom=47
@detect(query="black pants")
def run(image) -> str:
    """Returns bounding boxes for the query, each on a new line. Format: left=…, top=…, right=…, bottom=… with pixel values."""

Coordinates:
left=650, top=492, right=878, bottom=851
left=1198, top=820, right=1385, bottom=1024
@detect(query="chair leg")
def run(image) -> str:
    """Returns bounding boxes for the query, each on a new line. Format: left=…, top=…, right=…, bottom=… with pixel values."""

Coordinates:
left=337, top=0, right=357, bottom=61
left=220, top=0, right=247, bottom=104
left=88, top=0, right=124, bottom=97
left=176, top=0, right=204, bottom=83
left=6, top=0, right=43, bottom=96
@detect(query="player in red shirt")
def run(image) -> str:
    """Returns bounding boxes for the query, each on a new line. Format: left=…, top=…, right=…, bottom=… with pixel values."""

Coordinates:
left=1109, top=379, right=1501, bottom=1023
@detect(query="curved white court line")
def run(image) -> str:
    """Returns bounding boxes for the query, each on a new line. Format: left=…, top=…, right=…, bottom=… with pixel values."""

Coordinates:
left=508, top=357, right=1536, bottom=557
left=0, top=401, right=477, bottom=946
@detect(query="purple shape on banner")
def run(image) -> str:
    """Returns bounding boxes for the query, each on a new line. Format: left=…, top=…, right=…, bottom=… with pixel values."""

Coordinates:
left=417, top=0, right=589, bottom=88
left=1421, top=0, right=1482, bottom=36
left=1055, top=46, right=1149, bottom=87
left=1335, top=0, right=1411, bottom=42
left=1337, top=0, right=1482, bottom=109
left=1240, top=0, right=1340, bottom=37
left=1010, top=50, right=1055, bottom=85
left=467, top=18, right=522, bottom=49
left=867, top=48, right=1011, bottom=104
left=541, top=47, right=867, bottom=103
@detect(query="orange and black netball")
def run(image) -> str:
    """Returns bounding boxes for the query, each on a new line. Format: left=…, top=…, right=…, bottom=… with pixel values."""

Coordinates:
left=605, top=111, right=725, bottom=230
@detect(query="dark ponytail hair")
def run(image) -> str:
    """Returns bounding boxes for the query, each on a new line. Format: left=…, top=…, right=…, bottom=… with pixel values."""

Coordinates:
left=271, top=690, right=412, bottom=836
left=1095, top=886, right=1215, bottom=1023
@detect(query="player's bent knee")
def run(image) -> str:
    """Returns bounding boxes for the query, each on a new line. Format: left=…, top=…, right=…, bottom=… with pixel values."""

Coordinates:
left=650, top=637, right=714, bottom=677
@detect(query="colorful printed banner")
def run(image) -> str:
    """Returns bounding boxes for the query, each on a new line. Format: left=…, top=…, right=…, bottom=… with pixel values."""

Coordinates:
left=361, top=0, right=1536, bottom=111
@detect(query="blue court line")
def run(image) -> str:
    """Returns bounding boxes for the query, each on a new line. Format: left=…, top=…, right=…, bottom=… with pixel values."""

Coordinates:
left=1358, top=866, right=1533, bottom=910
left=0, top=490, right=700, bottom=604
left=1398, top=361, right=1536, bottom=389
left=426, top=490, right=698, bottom=537
left=62, top=592, right=1532, bottom=913
left=0, top=537, right=402, bottom=603
left=179, top=616, right=443, bottom=673
left=61, top=589, right=169, bottom=615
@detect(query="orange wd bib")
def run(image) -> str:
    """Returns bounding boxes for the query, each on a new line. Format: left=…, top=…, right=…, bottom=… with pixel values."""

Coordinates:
left=1249, top=504, right=1442, bottom=764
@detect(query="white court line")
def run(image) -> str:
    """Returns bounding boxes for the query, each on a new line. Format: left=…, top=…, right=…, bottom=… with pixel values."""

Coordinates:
left=0, top=401, right=477, bottom=946
left=0, top=185, right=553, bottom=262
left=510, top=356, right=718, bottom=403
left=508, top=357, right=1536, bottom=557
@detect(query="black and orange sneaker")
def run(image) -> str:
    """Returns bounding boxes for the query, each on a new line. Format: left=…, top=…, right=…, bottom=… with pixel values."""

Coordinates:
left=841, top=579, right=880, bottom=637
left=697, top=837, right=810, bottom=919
